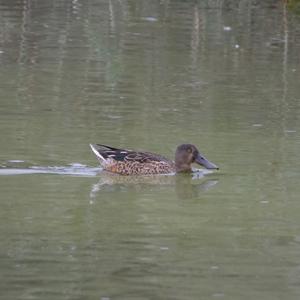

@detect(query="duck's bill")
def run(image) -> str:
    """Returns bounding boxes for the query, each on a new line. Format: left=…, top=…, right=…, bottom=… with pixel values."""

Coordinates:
left=195, top=154, right=219, bottom=170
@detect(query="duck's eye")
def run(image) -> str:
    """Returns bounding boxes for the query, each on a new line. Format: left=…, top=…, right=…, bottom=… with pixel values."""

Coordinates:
left=187, top=148, right=192, bottom=153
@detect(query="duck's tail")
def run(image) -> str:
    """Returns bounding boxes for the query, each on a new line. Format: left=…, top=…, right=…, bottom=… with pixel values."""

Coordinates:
left=89, top=144, right=107, bottom=164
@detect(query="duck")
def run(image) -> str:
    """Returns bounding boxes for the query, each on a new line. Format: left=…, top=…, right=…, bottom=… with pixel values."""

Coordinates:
left=90, top=143, right=218, bottom=175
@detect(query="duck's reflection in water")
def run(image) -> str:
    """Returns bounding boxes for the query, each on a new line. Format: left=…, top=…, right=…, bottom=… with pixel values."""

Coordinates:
left=89, top=170, right=218, bottom=201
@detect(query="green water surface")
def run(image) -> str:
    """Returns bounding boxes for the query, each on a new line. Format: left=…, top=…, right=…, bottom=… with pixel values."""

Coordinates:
left=1, top=1, right=300, bottom=299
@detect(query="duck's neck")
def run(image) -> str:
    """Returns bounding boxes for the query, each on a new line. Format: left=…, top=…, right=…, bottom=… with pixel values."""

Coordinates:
left=175, top=160, right=192, bottom=173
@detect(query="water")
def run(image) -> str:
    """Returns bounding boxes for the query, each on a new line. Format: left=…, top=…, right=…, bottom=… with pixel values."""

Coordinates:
left=1, top=0, right=300, bottom=299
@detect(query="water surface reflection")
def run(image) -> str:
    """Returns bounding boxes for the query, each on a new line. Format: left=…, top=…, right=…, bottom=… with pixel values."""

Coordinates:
left=89, top=171, right=219, bottom=200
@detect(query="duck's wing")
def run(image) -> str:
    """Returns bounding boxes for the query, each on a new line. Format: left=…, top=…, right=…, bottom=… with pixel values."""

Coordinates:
left=90, top=144, right=171, bottom=164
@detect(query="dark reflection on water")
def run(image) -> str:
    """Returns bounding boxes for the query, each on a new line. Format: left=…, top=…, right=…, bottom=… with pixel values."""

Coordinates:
left=89, top=171, right=219, bottom=200
left=1, top=0, right=300, bottom=299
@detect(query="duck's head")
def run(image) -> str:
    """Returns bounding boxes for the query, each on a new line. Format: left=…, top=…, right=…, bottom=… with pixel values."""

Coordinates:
left=175, top=144, right=219, bottom=173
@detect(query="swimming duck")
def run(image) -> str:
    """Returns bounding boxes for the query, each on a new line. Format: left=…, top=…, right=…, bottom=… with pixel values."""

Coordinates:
left=90, top=143, right=218, bottom=175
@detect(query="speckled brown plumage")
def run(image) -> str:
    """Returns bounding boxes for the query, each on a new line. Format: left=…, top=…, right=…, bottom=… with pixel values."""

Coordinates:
left=106, top=160, right=174, bottom=175
left=90, top=144, right=218, bottom=175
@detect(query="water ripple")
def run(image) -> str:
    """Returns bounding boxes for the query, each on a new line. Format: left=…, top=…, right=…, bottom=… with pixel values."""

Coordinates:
left=0, top=163, right=101, bottom=176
